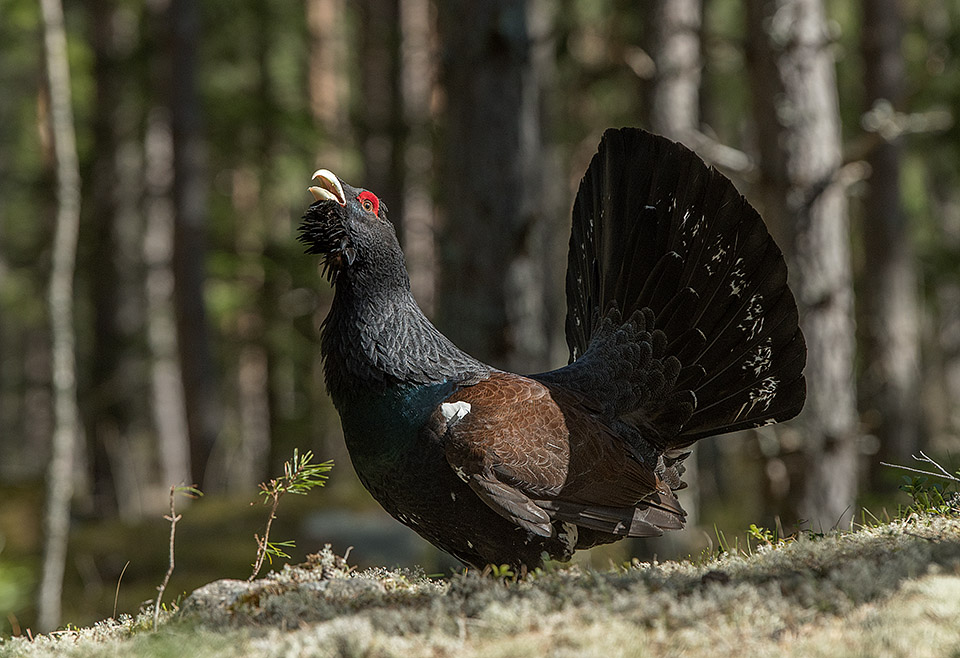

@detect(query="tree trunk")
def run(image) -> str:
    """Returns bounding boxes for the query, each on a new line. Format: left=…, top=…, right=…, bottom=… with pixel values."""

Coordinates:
left=646, top=0, right=704, bottom=541
left=357, top=0, right=438, bottom=312
left=859, top=0, right=921, bottom=470
left=86, top=0, right=151, bottom=520
left=307, top=0, right=350, bottom=171
left=229, top=165, right=271, bottom=490
left=746, top=0, right=859, bottom=530
left=649, top=0, right=702, bottom=141
left=306, top=0, right=354, bottom=473
left=399, top=0, right=438, bottom=312
left=144, top=106, right=192, bottom=491
left=168, top=0, right=221, bottom=487
left=437, top=0, right=557, bottom=373
left=37, top=0, right=82, bottom=632
left=357, top=0, right=404, bottom=231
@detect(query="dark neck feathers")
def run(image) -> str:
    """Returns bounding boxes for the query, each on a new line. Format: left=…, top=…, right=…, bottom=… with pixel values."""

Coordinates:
left=320, top=253, right=489, bottom=401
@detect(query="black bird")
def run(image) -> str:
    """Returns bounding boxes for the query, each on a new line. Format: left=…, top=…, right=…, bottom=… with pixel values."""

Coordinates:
left=299, top=128, right=805, bottom=570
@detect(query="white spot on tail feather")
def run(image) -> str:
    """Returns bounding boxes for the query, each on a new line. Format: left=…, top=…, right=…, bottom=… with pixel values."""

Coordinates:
left=736, top=376, right=780, bottom=419
left=691, top=215, right=702, bottom=237
left=738, top=294, right=765, bottom=341
left=742, top=337, right=774, bottom=376
left=729, top=258, right=746, bottom=297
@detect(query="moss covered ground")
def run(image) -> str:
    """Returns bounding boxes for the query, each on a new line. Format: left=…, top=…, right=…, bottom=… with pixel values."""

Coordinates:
left=3, top=514, right=960, bottom=657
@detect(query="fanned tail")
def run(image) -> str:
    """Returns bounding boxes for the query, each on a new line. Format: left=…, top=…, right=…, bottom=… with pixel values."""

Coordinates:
left=564, top=128, right=806, bottom=447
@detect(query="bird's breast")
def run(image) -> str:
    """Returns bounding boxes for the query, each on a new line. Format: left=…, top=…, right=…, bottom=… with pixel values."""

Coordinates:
left=334, top=380, right=457, bottom=468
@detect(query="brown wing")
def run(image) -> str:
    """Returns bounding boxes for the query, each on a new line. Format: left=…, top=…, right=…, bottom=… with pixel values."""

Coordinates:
left=438, top=372, right=684, bottom=539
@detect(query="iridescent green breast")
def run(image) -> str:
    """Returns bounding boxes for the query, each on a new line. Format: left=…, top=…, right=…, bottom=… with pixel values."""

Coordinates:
left=334, top=380, right=458, bottom=469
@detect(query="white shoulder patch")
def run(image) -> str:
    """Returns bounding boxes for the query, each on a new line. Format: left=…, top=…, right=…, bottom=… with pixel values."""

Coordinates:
left=441, top=400, right=472, bottom=425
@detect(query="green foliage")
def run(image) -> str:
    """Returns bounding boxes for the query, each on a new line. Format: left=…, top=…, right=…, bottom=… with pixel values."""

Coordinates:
left=884, top=452, right=960, bottom=518
left=261, top=539, right=295, bottom=565
left=747, top=523, right=777, bottom=546
left=899, top=476, right=960, bottom=517
left=706, top=518, right=828, bottom=564
left=250, top=450, right=333, bottom=580
left=257, top=449, right=333, bottom=502
left=175, top=485, right=204, bottom=499
left=483, top=563, right=517, bottom=582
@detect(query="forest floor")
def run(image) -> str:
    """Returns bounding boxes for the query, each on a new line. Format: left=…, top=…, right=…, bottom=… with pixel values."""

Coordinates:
left=3, top=513, right=960, bottom=658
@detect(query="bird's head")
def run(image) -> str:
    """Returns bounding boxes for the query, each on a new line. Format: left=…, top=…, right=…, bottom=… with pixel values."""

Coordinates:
left=298, top=169, right=402, bottom=284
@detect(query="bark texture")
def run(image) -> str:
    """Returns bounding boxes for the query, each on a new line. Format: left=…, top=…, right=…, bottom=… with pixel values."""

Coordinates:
left=437, top=0, right=557, bottom=374
left=649, top=0, right=702, bottom=141
left=144, top=107, right=192, bottom=491
left=746, top=0, right=859, bottom=529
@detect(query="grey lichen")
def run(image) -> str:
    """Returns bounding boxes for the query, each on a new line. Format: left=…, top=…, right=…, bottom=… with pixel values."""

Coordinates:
left=5, top=518, right=960, bottom=657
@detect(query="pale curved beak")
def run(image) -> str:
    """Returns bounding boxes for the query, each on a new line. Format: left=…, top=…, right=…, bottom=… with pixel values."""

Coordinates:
left=309, top=169, right=346, bottom=205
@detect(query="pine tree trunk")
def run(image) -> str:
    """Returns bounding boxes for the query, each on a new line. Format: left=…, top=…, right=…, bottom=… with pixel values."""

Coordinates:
left=358, top=0, right=404, bottom=231
left=86, top=0, right=152, bottom=520
left=305, top=0, right=354, bottom=473
left=229, top=165, right=271, bottom=490
left=437, top=0, right=557, bottom=373
left=221, top=2, right=279, bottom=491
left=37, top=0, right=82, bottom=632
left=169, top=0, right=221, bottom=487
left=649, top=0, right=701, bottom=142
left=307, top=0, right=349, bottom=171
left=746, top=0, right=859, bottom=530
left=399, top=0, right=437, bottom=312
left=144, top=106, right=192, bottom=492
left=647, top=0, right=704, bottom=540
left=860, top=0, right=921, bottom=470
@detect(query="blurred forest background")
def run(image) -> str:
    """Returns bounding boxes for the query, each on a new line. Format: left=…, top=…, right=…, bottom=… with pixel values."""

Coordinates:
left=2, top=0, right=960, bottom=636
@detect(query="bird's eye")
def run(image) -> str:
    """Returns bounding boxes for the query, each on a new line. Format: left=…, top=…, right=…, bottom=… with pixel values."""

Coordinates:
left=357, top=191, right=380, bottom=216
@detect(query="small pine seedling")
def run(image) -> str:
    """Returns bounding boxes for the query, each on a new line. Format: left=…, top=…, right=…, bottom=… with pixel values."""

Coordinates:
left=249, top=449, right=333, bottom=581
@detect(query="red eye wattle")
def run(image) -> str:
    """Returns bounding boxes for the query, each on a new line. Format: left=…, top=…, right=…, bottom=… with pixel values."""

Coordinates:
left=358, top=191, right=380, bottom=216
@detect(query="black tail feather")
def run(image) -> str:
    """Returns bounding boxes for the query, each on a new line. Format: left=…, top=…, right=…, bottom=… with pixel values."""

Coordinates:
left=564, top=128, right=805, bottom=446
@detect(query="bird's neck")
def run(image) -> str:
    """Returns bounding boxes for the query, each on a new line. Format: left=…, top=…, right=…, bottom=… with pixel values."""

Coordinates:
left=320, top=273, right=489, bottom=404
